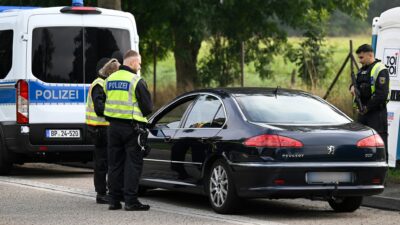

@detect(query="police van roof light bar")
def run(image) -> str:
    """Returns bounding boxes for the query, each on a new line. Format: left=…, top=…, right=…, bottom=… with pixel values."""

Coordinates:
left=60, top=6, right=101, bottom=14
left=72, top=0, right=84, bottom=6
left=62, top=0, right=101, bottom=14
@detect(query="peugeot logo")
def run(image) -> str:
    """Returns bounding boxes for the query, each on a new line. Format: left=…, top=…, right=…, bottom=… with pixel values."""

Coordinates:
left=327, top=146, right=335, bottom=155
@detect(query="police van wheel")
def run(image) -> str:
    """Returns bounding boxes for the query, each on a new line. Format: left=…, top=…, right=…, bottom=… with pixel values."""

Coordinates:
left=0, top=136, right=12, bottom=175
left=328, top=196, right=363, bottom=212
left=206, top=159, right=240, bottom=214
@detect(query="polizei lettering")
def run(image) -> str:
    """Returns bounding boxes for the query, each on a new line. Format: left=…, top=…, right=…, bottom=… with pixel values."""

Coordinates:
left=107, top=81, right=130, bottom=91
left=35, top=89, right=79, bottom=100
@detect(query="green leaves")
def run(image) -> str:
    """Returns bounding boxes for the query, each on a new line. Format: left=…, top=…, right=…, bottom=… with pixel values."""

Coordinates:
left=0, top=0, right=370, bottom=89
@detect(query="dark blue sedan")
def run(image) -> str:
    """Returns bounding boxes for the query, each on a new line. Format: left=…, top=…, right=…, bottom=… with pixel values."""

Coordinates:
left=140, top=88, right=387, bottom=214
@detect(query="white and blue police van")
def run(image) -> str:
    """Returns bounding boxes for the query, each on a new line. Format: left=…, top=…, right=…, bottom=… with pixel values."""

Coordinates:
left=0, top=0, right=138, bottom=174
left=372, top=7, right=400, bottom=167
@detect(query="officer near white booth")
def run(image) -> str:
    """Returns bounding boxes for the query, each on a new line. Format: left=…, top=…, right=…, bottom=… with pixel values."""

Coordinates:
left=350, top=44, right=390, bottom=161
left=104, top=50, right=153, bottom=211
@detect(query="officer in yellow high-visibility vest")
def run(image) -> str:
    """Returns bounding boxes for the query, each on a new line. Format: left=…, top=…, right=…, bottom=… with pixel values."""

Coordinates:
left=86, top=57, right=119, bottom=204
left=350, top=44, right=390, bottom=161
left=104, top=50, right=153, bottom=211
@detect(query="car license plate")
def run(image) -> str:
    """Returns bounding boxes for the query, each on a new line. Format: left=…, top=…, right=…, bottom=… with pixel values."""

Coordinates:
left=306, top=172, right=353, bottom=184
left=46, top=129, right=80, bottom=138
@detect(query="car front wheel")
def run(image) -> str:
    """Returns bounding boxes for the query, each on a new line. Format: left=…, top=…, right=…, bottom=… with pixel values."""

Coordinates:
left=207, top=159, right=240, bottom=214
left=328, top=196, right=363, bottom=212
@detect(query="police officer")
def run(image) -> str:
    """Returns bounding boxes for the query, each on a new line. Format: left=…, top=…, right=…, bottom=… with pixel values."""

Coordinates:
left=104, top=50, right=153, bottom=211
left=86, top=58, right=115, bottom=204
left=350, top=44, right=390, bottom=161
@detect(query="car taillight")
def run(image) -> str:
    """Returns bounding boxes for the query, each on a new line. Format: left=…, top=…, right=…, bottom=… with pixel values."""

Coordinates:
left=16, top=80, right=29, bottom=124
left=357, top=134, right=384, bottom=148
left=244, top=134, right=303, bottom=148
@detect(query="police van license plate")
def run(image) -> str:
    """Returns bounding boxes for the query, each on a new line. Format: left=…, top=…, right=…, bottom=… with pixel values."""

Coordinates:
left=46, top=129, right=80, bottom=138
left=306, top=172, right=353, bottom=184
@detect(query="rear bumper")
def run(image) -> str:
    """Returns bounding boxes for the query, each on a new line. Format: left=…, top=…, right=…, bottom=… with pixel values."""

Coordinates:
left=1, top=122, right=94, bottom=162
left=229, top=161, right=388, bottom=198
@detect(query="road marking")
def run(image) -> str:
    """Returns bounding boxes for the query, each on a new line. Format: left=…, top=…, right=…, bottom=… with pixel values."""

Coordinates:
left=0, top=177, right=285, bottom=225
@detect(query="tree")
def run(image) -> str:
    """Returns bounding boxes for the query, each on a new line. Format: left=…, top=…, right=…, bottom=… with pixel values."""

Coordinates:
left=0, top=0, right=370, bottom=91
left=128, top=0, right=369, bottom=91
left=98, top=0, right=120, bottom=10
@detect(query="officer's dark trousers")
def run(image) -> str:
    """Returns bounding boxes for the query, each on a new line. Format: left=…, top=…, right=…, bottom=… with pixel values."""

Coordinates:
left=88, top=126, right=109, bottom=195
left=358, top=107, right=388, bottom=161
left=108, top=121, right=143, bottom=205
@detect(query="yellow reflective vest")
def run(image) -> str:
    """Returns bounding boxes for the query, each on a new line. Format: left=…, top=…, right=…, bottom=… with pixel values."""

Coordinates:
left=86, top=77, right=110, bottom=126
left=103, top=70, right=148, bottom=123
left=370, top=62, right=389, bottom=97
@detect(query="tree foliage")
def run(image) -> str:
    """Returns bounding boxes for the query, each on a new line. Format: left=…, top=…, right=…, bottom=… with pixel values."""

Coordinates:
left=0, top=0, right=371, bottom=90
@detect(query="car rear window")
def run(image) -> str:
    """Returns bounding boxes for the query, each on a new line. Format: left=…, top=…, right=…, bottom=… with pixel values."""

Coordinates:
left=235, top=93, right=351, bottom=124
left=32, top=27, right=130, bottom=84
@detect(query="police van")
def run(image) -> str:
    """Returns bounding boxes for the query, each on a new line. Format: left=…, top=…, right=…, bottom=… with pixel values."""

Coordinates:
left=0, top=0, right=138, bottom=174
left=372, top=7, right=400, bottom=167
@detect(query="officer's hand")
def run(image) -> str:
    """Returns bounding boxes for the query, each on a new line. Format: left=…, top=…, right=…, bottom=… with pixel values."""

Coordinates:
left=350, top=86, right=355, bottom=96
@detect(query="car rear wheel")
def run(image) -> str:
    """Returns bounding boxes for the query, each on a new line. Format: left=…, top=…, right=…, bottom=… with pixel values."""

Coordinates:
left=328, top=196, right=363, bottom=212
left=207, top=159, right=240, bottom=214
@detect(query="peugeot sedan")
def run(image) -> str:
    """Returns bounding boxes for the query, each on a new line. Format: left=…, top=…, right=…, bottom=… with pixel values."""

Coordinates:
left=140, top=88, right=387, bottom=214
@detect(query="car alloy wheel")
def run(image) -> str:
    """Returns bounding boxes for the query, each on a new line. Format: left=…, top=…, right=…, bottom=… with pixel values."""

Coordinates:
left=207, top=159, right=240, bottom=214
left=210, top=165, right=229, bottom=207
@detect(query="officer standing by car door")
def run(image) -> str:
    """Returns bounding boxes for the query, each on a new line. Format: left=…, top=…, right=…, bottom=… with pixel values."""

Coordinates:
left=86, top=58, right=116, bottom=204
left=350, top=44, right=390, bottom=161
left=104, top=50, right=153, bottom=211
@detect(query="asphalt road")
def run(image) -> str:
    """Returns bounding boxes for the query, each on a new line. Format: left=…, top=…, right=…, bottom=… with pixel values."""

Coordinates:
left=0, top=163, right=399, bottom=225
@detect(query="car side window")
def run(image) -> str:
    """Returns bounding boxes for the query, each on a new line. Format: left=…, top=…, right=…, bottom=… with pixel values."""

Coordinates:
left=155, top=98, right=195, bottom=129
left=184, top=95, right=224, bottom=128
left=211, top=105, right=226, bottom=128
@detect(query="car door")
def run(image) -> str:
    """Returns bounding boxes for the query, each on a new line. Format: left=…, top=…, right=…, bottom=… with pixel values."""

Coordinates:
left=141, top=95, right=197, bottom=184
left=173, top=94, right=227, bottom=185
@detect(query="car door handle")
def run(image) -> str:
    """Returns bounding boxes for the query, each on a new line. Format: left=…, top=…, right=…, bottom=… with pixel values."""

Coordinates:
left=164, top=136, right=171, bottom=142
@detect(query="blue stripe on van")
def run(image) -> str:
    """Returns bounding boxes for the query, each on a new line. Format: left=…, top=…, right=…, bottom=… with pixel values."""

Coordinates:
left=0, top=80, right=89, bottom=104
left=0, top=89, right=16, bottom=104
left=29, top=80, right=88, bottom=104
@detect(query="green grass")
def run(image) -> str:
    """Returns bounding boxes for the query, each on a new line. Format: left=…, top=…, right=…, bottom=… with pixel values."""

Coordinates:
left=387, top=168, right=400, bottom=184
left=143, top=35, right=372, bottom=115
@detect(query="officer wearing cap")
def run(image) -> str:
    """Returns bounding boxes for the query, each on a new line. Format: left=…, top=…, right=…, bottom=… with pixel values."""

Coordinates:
left=104, top=50, right=153, bottom=211
left=350, top=44, right=390, bottom=161
left=86, top=57, right=119, bottom=204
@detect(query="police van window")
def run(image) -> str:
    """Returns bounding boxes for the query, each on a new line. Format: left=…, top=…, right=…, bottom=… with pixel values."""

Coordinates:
left=0, top=30, right=13, bottom=79
left=84, top=28, right=130, bottom=83
left=32, top=27, right=130, bottom=84
left=32, top=27, right=83, bottom=83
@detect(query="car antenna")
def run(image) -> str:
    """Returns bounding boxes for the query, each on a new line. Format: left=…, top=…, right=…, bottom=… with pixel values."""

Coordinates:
left=273, top=86, right=280, bottom=98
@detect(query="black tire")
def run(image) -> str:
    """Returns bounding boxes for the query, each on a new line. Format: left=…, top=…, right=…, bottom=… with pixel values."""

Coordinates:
left=0, top=135, right=12, bottom=175
left=206, top=159, right=240, bottom=214
left=328, top=196, right=363, bottom=212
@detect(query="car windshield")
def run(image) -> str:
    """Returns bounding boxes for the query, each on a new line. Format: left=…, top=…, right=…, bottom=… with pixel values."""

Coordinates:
left=234, top=93, right=351, bottom=125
